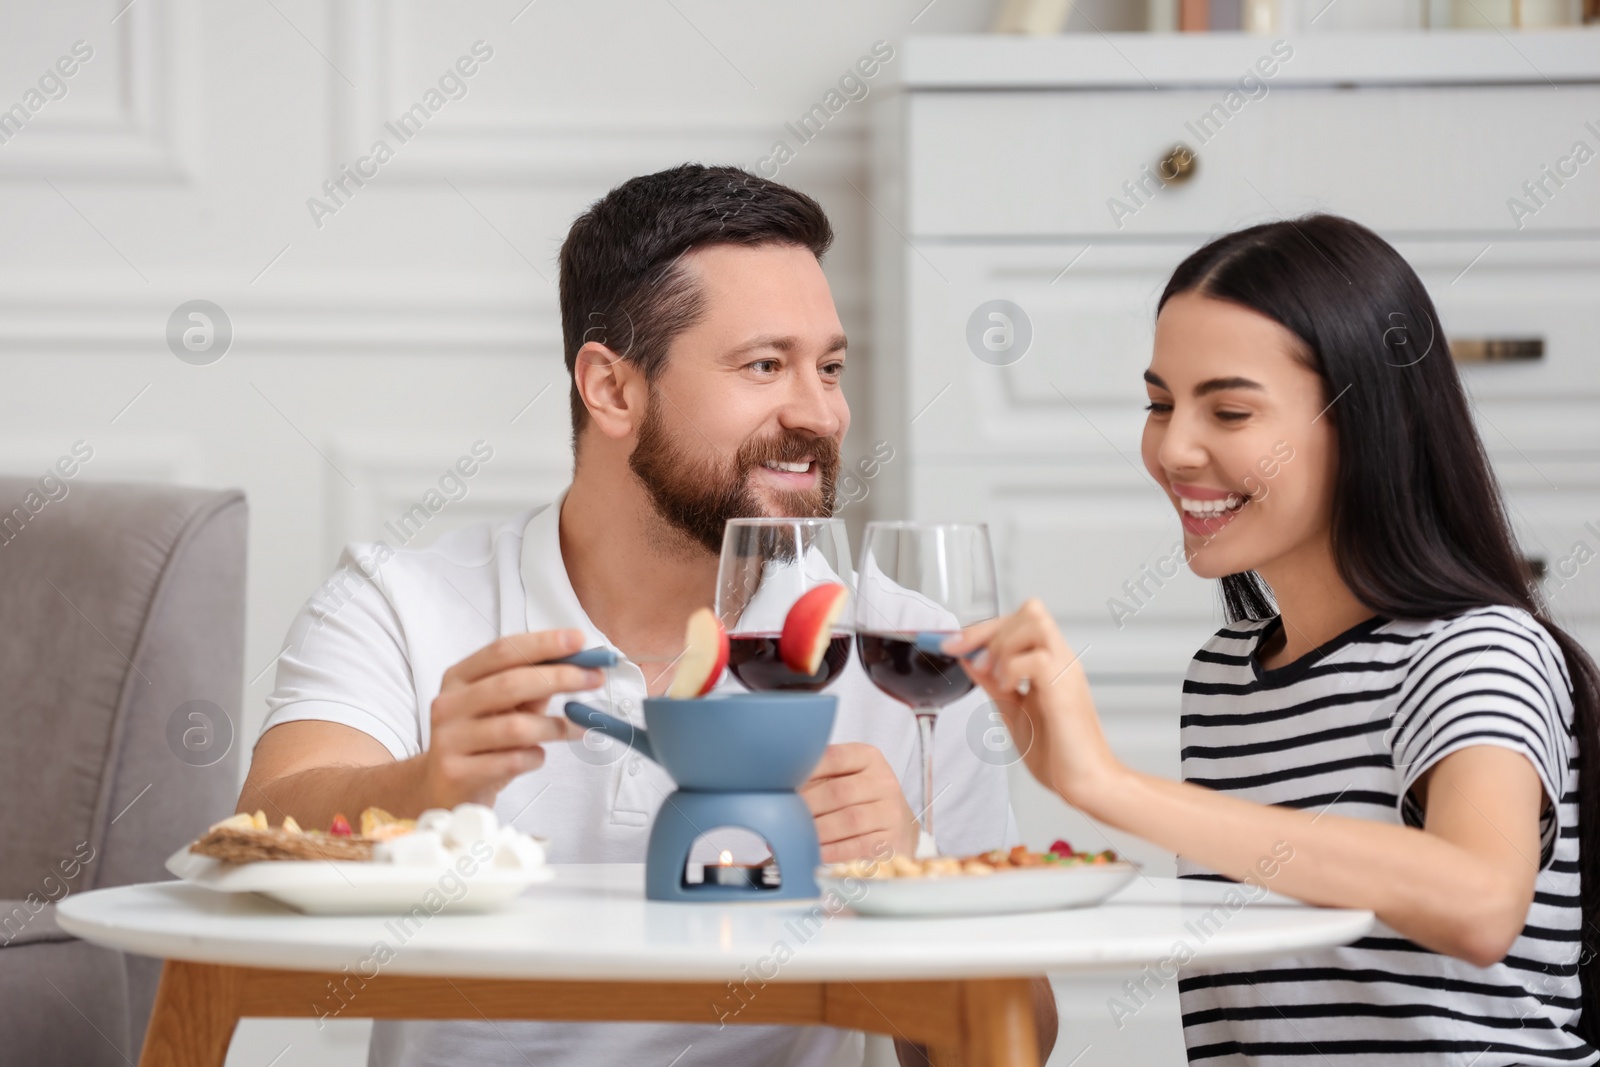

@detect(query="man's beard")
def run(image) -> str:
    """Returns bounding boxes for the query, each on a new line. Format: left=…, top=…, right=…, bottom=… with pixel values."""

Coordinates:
left=628, top=390, right=840, bottom=556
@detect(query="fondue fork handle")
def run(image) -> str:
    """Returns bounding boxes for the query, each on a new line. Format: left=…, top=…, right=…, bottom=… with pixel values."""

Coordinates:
left=912, top=632, right=982, bottom=660
left=546, top=647, right=619, bottom=669
left=564, top=701, right=653, bottom=763
left=913, top=633, right=1031, bottom=696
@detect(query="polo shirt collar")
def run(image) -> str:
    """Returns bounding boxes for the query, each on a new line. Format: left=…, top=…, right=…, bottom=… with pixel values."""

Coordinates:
left=519, top=489, right=610, bottom=653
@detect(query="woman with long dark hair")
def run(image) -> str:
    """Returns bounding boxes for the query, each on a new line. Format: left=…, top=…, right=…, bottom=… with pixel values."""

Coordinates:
left=947, top=214, right=1600, bottom=1064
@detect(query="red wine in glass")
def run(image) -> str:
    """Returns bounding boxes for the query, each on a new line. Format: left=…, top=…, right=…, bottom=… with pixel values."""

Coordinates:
left=855, top=633, right=975, bottom=709
left=727, top=632, right=851, bottom=693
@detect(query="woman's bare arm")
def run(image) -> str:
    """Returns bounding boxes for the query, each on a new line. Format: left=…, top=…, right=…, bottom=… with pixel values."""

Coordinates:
left=950, top=601, right=1546, bottom=967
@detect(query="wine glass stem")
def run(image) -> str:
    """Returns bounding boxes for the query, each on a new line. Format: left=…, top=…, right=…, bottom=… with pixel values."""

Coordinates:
left=916, top=712, right=937, bottom=858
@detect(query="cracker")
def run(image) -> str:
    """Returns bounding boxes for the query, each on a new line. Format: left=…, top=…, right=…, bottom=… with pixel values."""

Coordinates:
left=189, top=825, right=374, bottom=864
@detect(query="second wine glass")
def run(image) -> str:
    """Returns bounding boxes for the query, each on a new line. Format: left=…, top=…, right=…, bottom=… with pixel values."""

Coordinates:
left=855, top=522, right=998, bottom=857
left=715, top=517, right=855, bottom=693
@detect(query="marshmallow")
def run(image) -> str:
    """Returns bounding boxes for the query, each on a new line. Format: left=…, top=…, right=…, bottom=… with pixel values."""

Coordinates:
left=445, top=803, right=498, bottom=848
left=492, top=825, right=545, bottom=870
left=373, top=803, right=543, bottom=870
left=415, top=808, right=453, bottom=835
left=374, top=830, right=453, bottom=867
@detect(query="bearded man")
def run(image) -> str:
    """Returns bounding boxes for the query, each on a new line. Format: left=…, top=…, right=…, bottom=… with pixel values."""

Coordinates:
left=239, top=164, right=1032, bottom=1067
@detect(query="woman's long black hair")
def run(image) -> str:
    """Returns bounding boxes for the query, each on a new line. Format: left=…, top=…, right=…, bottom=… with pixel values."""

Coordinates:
left=1158, top=213, right=1600, bottom=1042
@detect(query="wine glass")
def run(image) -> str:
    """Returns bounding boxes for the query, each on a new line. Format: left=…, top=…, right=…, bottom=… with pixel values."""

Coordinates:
left=855, top=522, right=998, bottom=857
left=715, top=517, right=855, bottom=693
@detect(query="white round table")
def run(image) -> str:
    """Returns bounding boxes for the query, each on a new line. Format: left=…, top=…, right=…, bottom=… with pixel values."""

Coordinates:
left=59, top=863, right=1371, bottom=1067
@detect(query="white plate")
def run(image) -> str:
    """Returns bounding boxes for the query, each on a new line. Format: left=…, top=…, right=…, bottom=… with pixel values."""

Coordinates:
left=817, top=862, right=1138, bottom=918
left=165, top=846, right=552, bottom=915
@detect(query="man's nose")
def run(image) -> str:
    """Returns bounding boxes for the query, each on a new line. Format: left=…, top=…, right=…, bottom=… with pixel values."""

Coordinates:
left=778, top=368, right=843, bottom=439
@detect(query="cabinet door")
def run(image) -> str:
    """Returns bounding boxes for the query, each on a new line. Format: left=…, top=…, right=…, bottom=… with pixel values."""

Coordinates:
left=900, top=241, right=1178, bottom=462
left=908, top=86, right=1600, bottom=237
left=1415, top=240, right=1600, bottom=417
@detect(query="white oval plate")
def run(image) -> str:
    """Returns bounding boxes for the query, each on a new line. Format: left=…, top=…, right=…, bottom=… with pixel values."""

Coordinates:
left=817, top=862, right=1138, bottom=918
left=165, top=846, right=552, bottom=915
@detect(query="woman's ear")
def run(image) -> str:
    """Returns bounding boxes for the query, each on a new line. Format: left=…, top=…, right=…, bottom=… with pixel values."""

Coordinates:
left=573, top=342, right=644, bottom=440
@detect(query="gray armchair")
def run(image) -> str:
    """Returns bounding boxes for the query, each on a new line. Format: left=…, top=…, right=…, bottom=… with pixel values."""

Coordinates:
left=0, top=477, right=247, bottom=1065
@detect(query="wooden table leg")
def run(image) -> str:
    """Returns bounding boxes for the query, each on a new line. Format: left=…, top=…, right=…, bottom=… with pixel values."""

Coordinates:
left=138, top=961, right=241, bottom=1067
left=952, top=978, right=1042, bottom=1067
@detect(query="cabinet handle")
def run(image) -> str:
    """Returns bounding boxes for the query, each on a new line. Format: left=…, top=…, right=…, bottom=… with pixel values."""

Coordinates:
left=1158, top=144, right=1198, bottom=184
left=1451, top=337, right=1544, bottom=363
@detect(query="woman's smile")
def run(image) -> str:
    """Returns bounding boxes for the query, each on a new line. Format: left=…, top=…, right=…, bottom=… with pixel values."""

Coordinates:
left=1172, top=482, right=1247, bottom=536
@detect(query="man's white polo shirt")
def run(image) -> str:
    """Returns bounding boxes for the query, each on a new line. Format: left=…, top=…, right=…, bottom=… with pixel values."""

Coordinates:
left=262, top=494, right=1018, bottom=1067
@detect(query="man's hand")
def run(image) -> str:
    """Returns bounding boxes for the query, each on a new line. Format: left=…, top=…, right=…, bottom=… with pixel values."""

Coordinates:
left=424, top=629, right=603, bottom=810
left=800, top=743, right=918, bottom=863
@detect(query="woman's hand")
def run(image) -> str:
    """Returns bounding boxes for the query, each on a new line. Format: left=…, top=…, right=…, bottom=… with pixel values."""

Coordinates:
left=944, top=599, right=1124, bottom=812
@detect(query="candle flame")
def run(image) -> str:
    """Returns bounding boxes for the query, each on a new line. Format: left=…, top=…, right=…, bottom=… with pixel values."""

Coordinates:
left=719, top=850, right=733, bottom=866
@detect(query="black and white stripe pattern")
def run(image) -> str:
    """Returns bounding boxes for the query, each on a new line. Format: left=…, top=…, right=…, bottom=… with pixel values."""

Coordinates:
left=1176, top=605, right=1592, bottom=1065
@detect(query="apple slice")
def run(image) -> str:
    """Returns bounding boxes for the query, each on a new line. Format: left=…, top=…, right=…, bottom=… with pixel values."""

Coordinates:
left=668, top=607, right=729, bottom=698
left=779, top=582, right=849, bottom=676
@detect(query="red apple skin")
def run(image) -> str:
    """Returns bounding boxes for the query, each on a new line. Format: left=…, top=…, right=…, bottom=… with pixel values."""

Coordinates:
left=779, top=582, right=849, bottom=675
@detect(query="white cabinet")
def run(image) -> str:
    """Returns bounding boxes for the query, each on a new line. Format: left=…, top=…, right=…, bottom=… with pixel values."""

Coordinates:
left=870, top=33, right=1600, bottom=885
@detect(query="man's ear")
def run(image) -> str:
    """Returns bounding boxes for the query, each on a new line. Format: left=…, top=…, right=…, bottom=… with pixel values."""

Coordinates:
left=573, top=342, right=646, bottom=441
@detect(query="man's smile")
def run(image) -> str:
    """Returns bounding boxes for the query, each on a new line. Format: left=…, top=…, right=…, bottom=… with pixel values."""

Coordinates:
left=756, top=457, right=819, bottom=488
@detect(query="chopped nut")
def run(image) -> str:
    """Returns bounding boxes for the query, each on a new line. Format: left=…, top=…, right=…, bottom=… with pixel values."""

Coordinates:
left=820, top=843, right=1123, bottom=883
left=888, top=855, right=921, bottom=878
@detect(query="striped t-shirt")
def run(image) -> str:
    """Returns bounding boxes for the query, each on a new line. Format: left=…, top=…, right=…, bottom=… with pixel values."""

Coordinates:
left=1176, top=604, right=1593, bottom=1066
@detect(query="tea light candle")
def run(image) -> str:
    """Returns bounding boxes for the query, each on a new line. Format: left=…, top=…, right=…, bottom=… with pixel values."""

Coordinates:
left=705, top=850, right=770, bottom=888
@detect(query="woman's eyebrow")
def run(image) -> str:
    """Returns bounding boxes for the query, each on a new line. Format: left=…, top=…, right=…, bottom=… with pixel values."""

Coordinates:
left=1143, top=370, right=1264, bottom=396
left=1195, top=376, right=1265, bottom=396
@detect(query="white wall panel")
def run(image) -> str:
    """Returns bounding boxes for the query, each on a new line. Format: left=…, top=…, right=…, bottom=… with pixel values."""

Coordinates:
left=0, top=0, right=198, bottom=180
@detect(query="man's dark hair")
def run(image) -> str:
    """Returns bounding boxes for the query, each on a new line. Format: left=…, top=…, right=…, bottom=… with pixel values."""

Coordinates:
left=557, top=163, right=834, bottom=448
